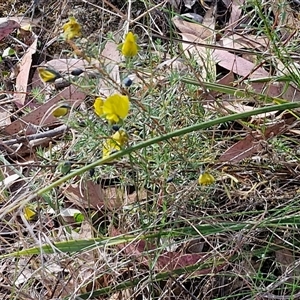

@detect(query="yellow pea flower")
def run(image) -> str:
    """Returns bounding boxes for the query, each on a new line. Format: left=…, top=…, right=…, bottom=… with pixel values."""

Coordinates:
left=93, top=97, right=104, bottom=116
left=198, top=172, right=215, bottom=186
left=53, top=104, right=71, bottom=117
left=94, top=94, right=130, bottom=124
left=24, top=206, right=38, bottom=221
left=62, top=16, right=81, bottom=40
left=38, top=67, right=62, bottom=83
left=112, top=129, right=129, bottom=145
left=103, top=129, right=128, bottom=159
left=120, top=31, right=139, bottom=57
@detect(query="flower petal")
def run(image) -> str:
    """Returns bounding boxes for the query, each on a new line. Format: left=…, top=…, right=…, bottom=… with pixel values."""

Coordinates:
left=102, top=130, right=128, bottom=159
left=94, top=97, right=104, bottom=116
left=62, top=16, right=81, bottom=40
left=112, top=129, right=128, bottom=145
left=103, top=94, right=130, bottom=123
left=121, top=32, right=139, bottom=57
left=102, top=138, right=121, bottom=159
left=198, top=172, right=215, bottom=185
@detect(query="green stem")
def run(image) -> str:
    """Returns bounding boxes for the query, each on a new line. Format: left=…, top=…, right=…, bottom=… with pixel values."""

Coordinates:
left=37, top=101, right=300, bottom=196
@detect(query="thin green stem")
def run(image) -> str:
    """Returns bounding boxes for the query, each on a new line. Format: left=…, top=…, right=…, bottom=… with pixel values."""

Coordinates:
left=36, top=101, right=300, bottom=196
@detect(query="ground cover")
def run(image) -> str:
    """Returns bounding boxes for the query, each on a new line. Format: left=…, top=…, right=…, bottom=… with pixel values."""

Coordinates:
left=1, top=0, right=300, bottom=299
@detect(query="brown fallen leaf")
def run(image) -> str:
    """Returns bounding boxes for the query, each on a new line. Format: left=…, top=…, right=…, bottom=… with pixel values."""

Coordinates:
left=173, top=12, right=271, bottom=80
left=213, top=49, right=269, bottom=78
left=46, top=58, right=94, bottom=73
left=0, top=17, right=40, bottom=28
left=110, top=227, right=226, bottom=274
left=175, top=30, right=269, bottom=80
left=217, top=71, right=235, bottom=86
left=0, top=19, right=19, bottom=41
left=173, top=10, right=216, bottom=80
left=4, top=85, right=87, bottom=135
left=102, top=186, right=147, bottom=210
left=173, top=14, right=214, bottom=40
left=274, top=238, right=300, bottom=281
left=14, top=32, right=38, bottom=107
left=219, top=118, right=296, bottom=162
left=98, top=41, right=121, bottom=96
left=219, top=34, right=268, bottom=51
left=226, top=0, right=245, bottom=32
left=63, top=181, right=105, bottom=210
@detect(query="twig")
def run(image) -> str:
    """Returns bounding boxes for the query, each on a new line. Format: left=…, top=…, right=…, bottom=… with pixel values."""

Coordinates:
left=2, top=125, right=68, bottom=147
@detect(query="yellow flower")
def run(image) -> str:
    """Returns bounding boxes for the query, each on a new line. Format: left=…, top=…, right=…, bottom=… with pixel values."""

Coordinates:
left=62, top=16, right=81, bottom=40
left=24, top=206, right=38, bottom=221
left=94, top=94, right=130, bottom=124
left=38, top=67, right=62, bottom=83
left=120, top=32, right=139, bottom=57
left=198, top=172, right=215, bottom=186
left=93, top=97, right=104, bottom=116
left=112, top=130, right=129, bottom=145
left=53, top=104, right=71, bottom=117
left=103, top=129, right=128, bottom=159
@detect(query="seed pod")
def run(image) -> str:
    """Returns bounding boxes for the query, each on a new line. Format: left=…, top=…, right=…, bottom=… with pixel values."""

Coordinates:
left=123, top=77, right=133, bottom=87
left=71, top=68, right=84, bottom=76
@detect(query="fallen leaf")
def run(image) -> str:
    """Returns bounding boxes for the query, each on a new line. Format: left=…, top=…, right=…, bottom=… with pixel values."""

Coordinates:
left=14, top=33, right=38, bottom=107
left=46, top=58, right=88, bottom=73
left=219, top=34, right=268, bottom=51
left=0, top=17, right=40, bottom=28
left=0, top=108, right=11, bottom=127
left=0, top=20, right=19, bottom=41
left=63, top=181, right=105, bottom=210
left=220, top=102, right=278, bottom=120
left=274, top=238, right=300, bottom=278
left=110, top=227, right=226, bottom=274
left=98, top=41, right=121, bottom=96
left=219, top=118, right=296, bottom=162
left=213, top=49, right=269, bottom=78
left=226, top=0, right=245, bottom=32
left=173, top=14, right=213, bottom=40
left=4, top=85, right=87, bottom=135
